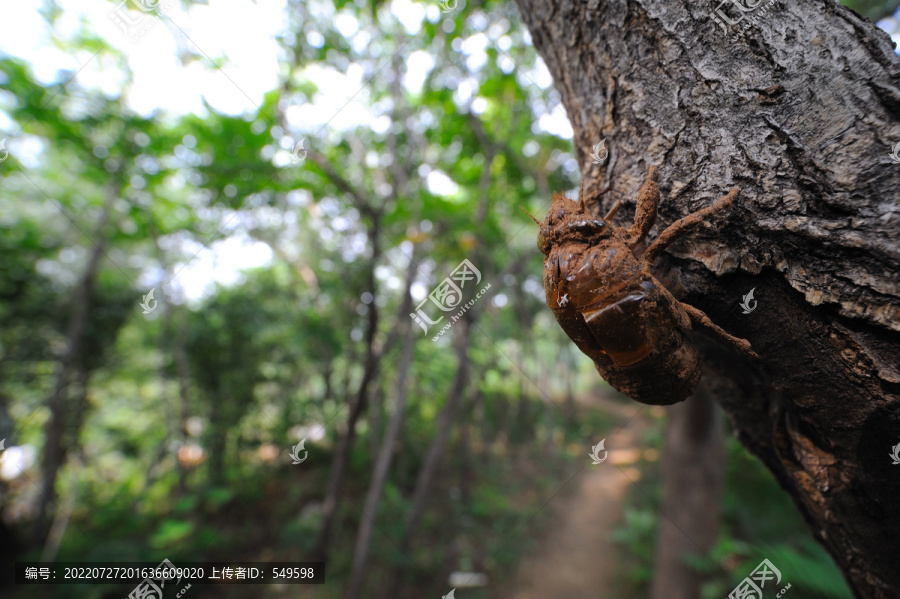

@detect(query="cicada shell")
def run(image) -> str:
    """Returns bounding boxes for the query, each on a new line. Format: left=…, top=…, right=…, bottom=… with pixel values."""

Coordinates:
left=536, top=166, right=754, bottom=405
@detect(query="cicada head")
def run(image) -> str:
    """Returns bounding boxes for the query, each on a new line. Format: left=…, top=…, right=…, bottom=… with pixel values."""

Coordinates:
left=537, top=192, right=612, bottom=255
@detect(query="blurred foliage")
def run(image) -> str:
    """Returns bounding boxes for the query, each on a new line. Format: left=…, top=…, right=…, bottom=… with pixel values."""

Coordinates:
left=612, top=418, right=854, bottom=599
left=844, top=0, right=900, bottom=21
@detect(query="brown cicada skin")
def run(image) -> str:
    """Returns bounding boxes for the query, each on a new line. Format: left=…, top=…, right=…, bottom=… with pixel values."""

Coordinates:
left=537, top=166, right=756, bottom=405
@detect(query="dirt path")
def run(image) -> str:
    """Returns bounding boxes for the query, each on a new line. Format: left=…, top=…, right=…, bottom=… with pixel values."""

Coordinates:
left=503, top=400, right=648, bottom=599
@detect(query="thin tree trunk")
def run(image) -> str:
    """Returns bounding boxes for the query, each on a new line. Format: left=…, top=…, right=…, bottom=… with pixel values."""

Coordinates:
left=172, top=310, right=192, bottom=496
left=457, top=386, right=477, bottom=572
left=34, top=201, right=110, bottom=544
left=312, top=227, right=420, bottom=563
left=322, top=363, right=334, bottom=405
left=389, top=316, right=473, bottom=597
left=542, top=393, right=555, bottom=453
left=513, top=0, right=900, bottom=595
left=458, top=388, right=473, bottom=508
left=39, top=365, right=90, bottom=557
left=151, top=235, right=191, bottom=495
left=368, top=383, right=384, bottom=461
left=651, top=382, right=724, bottom=599
left=139, top=305, right=178, bottom=498
left=312, top=226, right=383, bottom=562
left=40, top=455, right=81, bottom=562
left=207, top=396, right=228, bottom=486
left=538, top=347, right=556, bottom=452
left=475, top=387, right=490, bottom=463
left=511, top=346, right=532, bottom=447
left=563, top=344, right=576, bottom=417
left=345, top=312, right=416, bottom=599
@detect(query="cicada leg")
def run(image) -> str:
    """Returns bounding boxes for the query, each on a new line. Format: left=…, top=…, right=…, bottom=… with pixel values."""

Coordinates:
left=627, top=166, right=660, bottom=247
left=679, top=302, right=758, bottom=358
left=643, top=188, right=739, bottom=264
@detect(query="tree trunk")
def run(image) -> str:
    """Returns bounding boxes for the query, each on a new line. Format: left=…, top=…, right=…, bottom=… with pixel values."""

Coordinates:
left=651, top=383, right=724, bottom=599
left=512, top=1, right=900, bottom=596
left=34, top=201, right=110, bottom=543
left=172, top=311, right=192, bottom=496
left=345, top=309, right=416, bottom=599
left=389, top=316, right=473, bottom=597
left=40, top=454, right=81, bottom=563
left=312, top=230, right=413, bottom=563
left=152, top=234, right=191, bottom=496
left=563, top=344, right=576, bottom=418
left=311, top=223, right=383, bottom=563
left=207, top=396, right=229, bottom=487
left=368, top=382, right=384, bottom=461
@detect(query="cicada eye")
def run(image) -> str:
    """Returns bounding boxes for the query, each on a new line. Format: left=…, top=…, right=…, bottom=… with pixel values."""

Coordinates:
left=568, top=219, right=607, bottom=236
left=537, top=231, right=545, bottom=252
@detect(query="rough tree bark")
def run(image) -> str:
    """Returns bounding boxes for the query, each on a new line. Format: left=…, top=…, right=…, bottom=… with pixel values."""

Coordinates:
left=512, top=1, right=900, bottom=597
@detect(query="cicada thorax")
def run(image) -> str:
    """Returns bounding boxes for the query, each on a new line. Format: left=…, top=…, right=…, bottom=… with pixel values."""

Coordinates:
left=544, top=234, right=701, bottom=405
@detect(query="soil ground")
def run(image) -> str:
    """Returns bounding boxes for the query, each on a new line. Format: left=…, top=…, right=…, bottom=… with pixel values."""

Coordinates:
left=503, top=395, right=649, bottom=599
